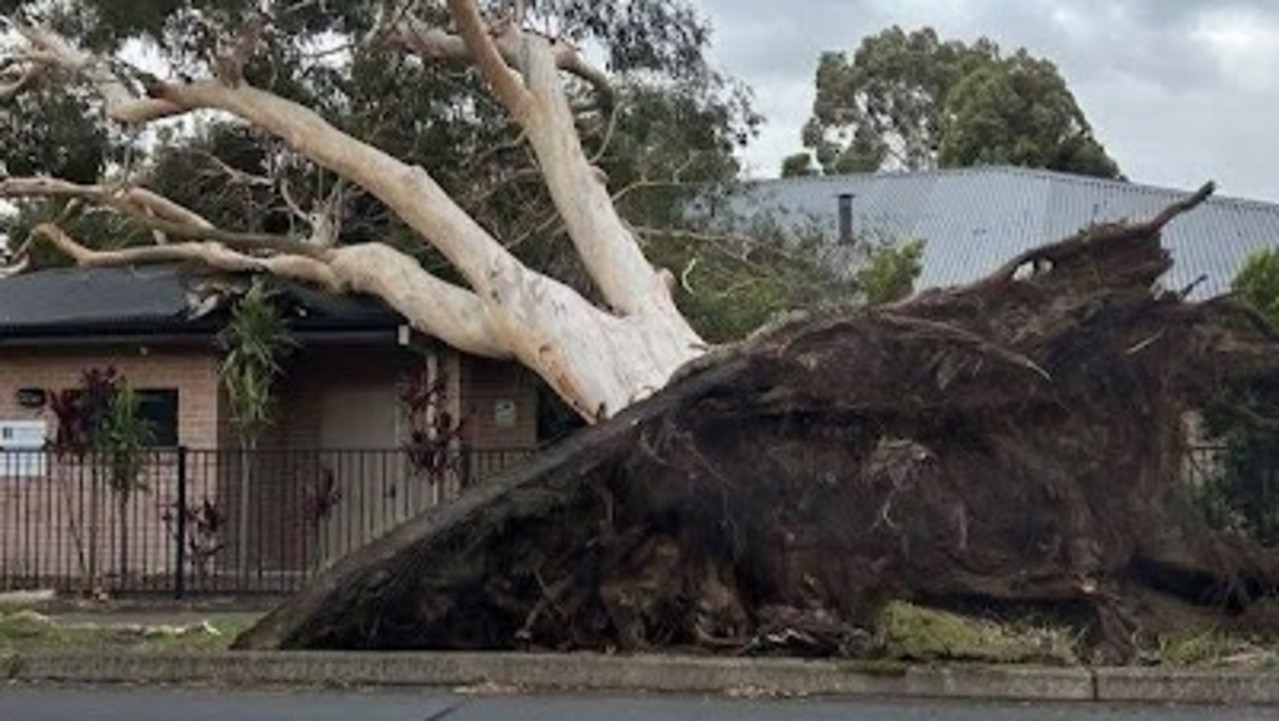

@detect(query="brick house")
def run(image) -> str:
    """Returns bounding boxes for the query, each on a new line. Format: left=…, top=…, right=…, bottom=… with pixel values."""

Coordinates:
left=0, top=265, right=540, bottom=589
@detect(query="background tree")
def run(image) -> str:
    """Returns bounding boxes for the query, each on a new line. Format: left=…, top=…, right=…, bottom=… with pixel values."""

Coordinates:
left=788, top=25, right=1120, bottom=179
left=1199, top=249, right=1279, bottom=543
left=938, top=51, right=1120, bottom=178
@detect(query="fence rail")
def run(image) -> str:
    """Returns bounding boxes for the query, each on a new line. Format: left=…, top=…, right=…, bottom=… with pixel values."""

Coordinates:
left=0, top=445, right=531, bottom=597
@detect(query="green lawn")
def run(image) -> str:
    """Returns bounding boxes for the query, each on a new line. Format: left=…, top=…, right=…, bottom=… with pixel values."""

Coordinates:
left=0, top=609, right=260, bottom=653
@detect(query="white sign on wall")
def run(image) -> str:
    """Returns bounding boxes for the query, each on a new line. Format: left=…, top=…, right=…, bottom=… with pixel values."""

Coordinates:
left=0, top=420, right=48, bottom=478
left=494, top=400, right=517, bottom=429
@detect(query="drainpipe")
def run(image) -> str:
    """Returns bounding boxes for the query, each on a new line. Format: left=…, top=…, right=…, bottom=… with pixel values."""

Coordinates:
left=837, top=192, right=855, bottom=244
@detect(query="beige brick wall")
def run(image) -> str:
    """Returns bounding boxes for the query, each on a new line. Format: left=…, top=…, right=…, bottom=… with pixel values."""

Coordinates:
left=457, top=353, right=539, bottom=450
left=0, top=343, right=221, bottom=449
left=0, top=339, right=540, bottom=586
left=0, top=343, right=221, bottom=586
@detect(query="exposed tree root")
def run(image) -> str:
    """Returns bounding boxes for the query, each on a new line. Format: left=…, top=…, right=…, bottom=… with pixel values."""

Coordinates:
left=234, top=182, right=1279, bottom=663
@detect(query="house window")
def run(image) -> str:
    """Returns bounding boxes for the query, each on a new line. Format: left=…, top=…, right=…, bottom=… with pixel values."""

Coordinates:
left=137, top=389, right=180, bottom=447
left=53, top=386, right=181, bottom=448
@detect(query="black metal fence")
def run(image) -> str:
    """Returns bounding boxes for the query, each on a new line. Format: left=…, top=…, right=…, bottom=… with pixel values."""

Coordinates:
left=5, top=442, right=1273, bottom=598
left=0, top=445, right=531, bottom=597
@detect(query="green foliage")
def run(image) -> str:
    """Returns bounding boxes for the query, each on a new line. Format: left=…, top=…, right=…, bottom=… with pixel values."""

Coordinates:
left=653, top=204, right=923, bottom=343
left=98, top=385, right=154, bottom=500
left=1233, top=248, right=1279, bottom=321
left=217, top=278, right=296, bottom=439
left=1152, top=627, right=1261, bottom=667
left=641, top=208, right=859, bottom=343
left=938, top=51, right=1120, bottom=178
left=800, top=26, right=996, bottom=173
left=780, top=153, right=817, bottom=178
left=1199, top=249, right=1279, bottom=544
left=3, top=198, right=154, bottom=269
left=795, top=25, right=1120, bottom=179
left=0, top=81, right=114, bottom=183
left=856, top=238, right=924, bottom=306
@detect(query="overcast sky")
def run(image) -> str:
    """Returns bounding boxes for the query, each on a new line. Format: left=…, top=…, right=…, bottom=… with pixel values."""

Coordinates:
left=690, top=0, right=1279, bottom=203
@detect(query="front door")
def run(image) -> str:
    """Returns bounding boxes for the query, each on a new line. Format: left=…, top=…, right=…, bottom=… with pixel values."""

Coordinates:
left=314, top=384, right=402, bottom=566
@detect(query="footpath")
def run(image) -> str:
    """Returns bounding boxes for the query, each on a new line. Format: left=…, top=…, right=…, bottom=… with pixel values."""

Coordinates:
left=2, top=599, right=1279, bottom=707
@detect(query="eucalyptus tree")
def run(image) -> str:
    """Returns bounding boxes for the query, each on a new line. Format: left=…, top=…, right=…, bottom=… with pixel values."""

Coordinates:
left=0, top=0, right=757, bottom=421
left=787, top=25, right=1120, bottom=179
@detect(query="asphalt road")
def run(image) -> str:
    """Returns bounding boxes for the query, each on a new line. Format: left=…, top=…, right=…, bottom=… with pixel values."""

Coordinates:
left=4, top=686, right=1279, bottom=721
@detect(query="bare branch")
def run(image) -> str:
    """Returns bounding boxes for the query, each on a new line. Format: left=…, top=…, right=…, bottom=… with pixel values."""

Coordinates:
left=0, top=177, right=324, bottom=257
left=13, top=26, right=186, bottom=124
left=445, top=0, right=533, bottom=117
left=195, top=149, right=276, bottom=187
left=7, top=218, right=510, bottom=360
left=120, top=187, right=215, bottom=229
left=383, top=14, right=614, bottom=109
left=0, top=253, right=30, bottom=278
left=16, top=222, right=344, bottom=289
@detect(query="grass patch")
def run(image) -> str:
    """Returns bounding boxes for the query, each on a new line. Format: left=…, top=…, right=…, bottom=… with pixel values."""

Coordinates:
left=1148, top=626, right=1274, bottom=668
left=0, top=609, right=256, bottom=654
left=874, top=601, right=1081, bottom=665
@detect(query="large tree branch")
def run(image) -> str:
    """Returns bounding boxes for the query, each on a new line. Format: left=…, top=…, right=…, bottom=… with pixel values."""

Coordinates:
left=6, top=218, right=508, bottom=359
left=1, top=175, right=509, bottom=359
left=437, top=1, right=688, bottom=321
left=328, top=243, right=509, bottom=359
left=137, top=79, right=540, bottom=304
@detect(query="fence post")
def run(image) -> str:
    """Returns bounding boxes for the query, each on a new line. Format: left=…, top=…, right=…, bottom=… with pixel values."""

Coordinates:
left=458, top=441, right=472, bottom=492
left=173, top=445, right=188, bottom=600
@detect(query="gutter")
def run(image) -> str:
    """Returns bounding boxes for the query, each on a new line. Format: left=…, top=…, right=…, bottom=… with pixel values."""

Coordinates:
left=0, top=326, right=404, bottom=349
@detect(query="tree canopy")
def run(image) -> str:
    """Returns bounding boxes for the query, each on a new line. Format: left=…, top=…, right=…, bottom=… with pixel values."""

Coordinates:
left=785, top=25, right=1121, bottom=179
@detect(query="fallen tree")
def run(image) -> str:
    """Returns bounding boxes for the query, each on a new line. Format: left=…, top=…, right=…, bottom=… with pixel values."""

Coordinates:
left=0, top=1, right=714, bottom=422
left=233, top=183, right=1279, bottom=663
left=6, top=1, right=1279, bottom=664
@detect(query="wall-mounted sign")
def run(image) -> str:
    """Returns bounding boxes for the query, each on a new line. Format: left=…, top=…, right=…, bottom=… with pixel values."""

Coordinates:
left=494, top=399, right=517, bottom=428
left=15, top=388, right=46, bottom=409
left=0, top=419, right=48, bottom=478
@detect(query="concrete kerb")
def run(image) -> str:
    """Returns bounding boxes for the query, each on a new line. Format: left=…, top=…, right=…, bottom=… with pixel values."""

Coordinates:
left=7, top=650, right=1279, bottom=706
left=1095, top=667, right=1279, bottom=706
left=3, top=650, right=1083, bottom=700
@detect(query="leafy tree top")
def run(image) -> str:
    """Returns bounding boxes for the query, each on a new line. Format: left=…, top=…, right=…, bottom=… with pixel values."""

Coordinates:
left=787, top=25, right=1121, bottom=180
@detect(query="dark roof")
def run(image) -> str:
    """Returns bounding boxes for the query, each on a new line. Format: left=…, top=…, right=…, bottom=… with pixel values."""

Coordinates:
left=730, top=166, right=1279, bottom=299
left=0, top=265, right=403, bottom=339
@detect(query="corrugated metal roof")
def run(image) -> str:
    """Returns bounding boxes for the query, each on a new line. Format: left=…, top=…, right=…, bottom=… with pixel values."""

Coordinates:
left=732, top=166, right=1279, bottom=299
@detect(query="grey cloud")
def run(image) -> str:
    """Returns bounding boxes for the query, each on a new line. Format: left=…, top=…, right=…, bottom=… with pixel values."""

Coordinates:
left=691, top=0, right=1279, bottom=202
